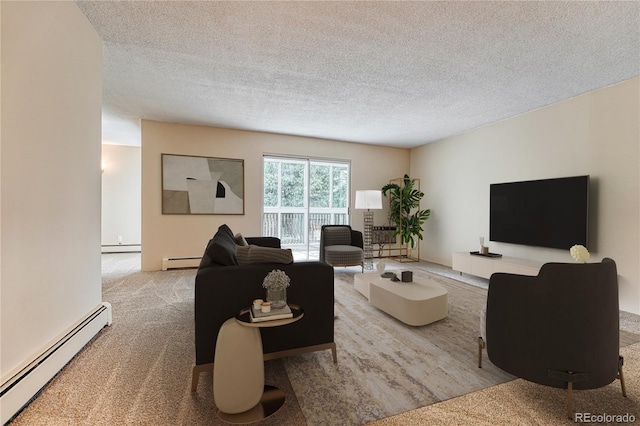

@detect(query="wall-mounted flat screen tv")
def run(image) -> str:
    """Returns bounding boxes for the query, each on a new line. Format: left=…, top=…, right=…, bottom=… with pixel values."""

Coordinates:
left=490, top=175, right=589, bottom=250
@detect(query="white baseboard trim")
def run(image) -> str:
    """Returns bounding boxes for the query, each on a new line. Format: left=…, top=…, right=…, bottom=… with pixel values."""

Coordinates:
left=0, top=302, right=112, bottom=425
left=101, top=244, right=141, bottom=253
left=162, top=256, right=201, bottom=270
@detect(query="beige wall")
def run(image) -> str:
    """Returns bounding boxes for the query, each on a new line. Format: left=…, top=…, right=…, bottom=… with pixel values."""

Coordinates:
left=141, top=121, right=410, bottom=271
left=411, top=77, right=640, bottom=313
left=1, top=2, right=102, bottom=377
left=102, top=144, right=141, bottom=246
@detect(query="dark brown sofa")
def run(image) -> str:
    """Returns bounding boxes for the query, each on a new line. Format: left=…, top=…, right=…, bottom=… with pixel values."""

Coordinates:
left=191, top=224, right=336, bottom=391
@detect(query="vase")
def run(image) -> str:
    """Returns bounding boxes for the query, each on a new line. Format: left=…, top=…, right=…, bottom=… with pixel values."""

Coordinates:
left=266, top=286, right=287, bottom=308
left=376, top=260, right=386, bottom=273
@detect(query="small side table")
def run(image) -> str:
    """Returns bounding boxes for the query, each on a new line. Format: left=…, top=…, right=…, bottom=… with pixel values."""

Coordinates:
left=214, top=304, right=304, bottom=424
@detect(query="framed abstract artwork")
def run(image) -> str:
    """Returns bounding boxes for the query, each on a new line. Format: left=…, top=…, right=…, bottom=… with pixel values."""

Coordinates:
left=162, top=154, right=244, bottom=215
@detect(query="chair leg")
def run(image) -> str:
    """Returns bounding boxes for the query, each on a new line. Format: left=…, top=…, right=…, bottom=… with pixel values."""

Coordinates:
left=619, top=356, right=627, bottom=397
left=331, top=342, right=338, bottom=364
left=477, top=337, right=485, bottom=368
left=191, top=366, right=199, bottom=392
left=566, top=380, right=573, bottom=420
left=191, top=363, right=214, bottom=393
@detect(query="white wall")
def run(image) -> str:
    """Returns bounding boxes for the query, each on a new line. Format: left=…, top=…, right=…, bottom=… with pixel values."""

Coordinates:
left=101, top=144, right=141, bottom=247
left=1, top=1, right=102, bottom=379
left=141, top=120, right=410, bottom=271
left=411, top=78, right=640, bottom=313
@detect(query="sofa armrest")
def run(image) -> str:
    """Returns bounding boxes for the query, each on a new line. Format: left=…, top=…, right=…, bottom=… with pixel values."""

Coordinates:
left=195, top=261, right=334, bottom=366
left=350, top=230, right=364, bottom=249
left=245, top=237, right=281, bottom=248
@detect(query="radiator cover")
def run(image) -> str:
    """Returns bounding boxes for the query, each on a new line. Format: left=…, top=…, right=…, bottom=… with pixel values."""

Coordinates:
left=0, top=302, right=112, bottom=424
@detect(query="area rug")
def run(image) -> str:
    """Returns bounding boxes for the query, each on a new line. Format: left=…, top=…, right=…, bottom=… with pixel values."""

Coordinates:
left=282, top=269, right=515, bottom=425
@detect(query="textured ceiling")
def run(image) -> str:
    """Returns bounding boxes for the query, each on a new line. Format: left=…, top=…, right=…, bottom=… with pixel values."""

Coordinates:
left=76, top=1, right=640, bottom=148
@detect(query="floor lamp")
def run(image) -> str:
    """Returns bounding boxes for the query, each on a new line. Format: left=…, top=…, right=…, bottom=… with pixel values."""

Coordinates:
left=355, top=190, right=382, bottom=270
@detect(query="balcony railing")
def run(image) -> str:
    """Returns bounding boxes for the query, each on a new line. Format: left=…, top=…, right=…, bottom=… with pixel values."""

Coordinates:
left=263, top=210, right=348, bottom=245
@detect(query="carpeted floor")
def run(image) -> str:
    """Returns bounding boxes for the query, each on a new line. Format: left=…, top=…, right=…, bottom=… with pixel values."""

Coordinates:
left=9, top=254, right=640, bottom=425
left=11, top=255, right=303, bottom=425
left=370, top=340, right=640, bottom=425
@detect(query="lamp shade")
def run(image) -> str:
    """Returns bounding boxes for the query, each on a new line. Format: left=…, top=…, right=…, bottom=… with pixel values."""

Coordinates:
left=355, top=190, right=383, bottom=210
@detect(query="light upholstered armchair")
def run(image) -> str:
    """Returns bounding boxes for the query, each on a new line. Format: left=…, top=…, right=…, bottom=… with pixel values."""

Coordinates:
left=478, top=258, right=625, bottom=419
left=319, top=225, right=364, bottom=272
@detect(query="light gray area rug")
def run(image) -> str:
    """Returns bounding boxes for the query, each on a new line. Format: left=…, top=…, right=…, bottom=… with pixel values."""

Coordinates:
left=283, top=268, right=514, bottom=425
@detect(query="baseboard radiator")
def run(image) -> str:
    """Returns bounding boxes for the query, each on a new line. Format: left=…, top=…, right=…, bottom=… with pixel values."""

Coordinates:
left=101, top=244, right=141, bottom=253
left=0, top=302, right=112, bottom=425
left=162, top=256, right=201, bottom=271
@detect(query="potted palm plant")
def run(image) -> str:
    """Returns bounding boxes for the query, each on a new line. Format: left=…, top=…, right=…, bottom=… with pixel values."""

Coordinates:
left=381, top=175, right=430, bottom=258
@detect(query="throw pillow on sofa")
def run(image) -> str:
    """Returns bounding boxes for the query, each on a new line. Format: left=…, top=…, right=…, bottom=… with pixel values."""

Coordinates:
left=236, top=245, right=294, bottom=265
left=202, top=224, right=239, bottom=267
left=234, top=233, right=249, bottom=246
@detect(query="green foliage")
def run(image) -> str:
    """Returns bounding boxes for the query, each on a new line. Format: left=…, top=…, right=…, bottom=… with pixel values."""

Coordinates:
left=332, top=166, right=348, bottom=208
left=263, top=161, right=279, bottom=207
left=310, top=164, right=330, bottom=208
left=280, top=163, right=305, bottom=207
left=381, top=174, right=431, bottom=248
left=265, top=159, right=349, bottom=210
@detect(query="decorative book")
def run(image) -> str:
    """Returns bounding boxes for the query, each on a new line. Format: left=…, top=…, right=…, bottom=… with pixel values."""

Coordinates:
left=250, top=304, right=293, bottom=323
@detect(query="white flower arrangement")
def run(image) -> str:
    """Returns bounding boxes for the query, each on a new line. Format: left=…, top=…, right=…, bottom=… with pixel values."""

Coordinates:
left=262, top=269, right=291, bottom=290
left=570, top=244, right=590, bottom=263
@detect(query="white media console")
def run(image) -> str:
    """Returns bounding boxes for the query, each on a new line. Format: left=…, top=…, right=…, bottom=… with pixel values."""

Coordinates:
left=452, top=251, right=544, bottom=280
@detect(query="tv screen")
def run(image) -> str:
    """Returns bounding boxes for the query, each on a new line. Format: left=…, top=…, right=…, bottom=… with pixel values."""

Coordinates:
left=490, top=175, right=589, bottom=250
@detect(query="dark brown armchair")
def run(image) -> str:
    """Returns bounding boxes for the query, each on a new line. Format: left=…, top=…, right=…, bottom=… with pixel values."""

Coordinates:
left=479, top=258, right=625, bottom=418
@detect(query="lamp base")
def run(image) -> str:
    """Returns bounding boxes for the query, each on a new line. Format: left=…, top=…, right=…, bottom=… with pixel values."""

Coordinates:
left=363, top=210, right=374, bottom=270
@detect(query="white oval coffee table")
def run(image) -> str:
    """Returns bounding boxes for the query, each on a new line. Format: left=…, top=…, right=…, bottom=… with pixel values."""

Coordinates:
left=354, top=273, right=448, bottom=326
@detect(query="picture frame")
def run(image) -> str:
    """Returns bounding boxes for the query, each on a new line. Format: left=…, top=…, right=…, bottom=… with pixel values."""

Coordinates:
left=161, top=154, right=244, bottom=215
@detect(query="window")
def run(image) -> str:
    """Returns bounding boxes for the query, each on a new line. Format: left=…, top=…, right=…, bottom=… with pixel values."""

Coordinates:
left=263, top=156, right=350, bottom=260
